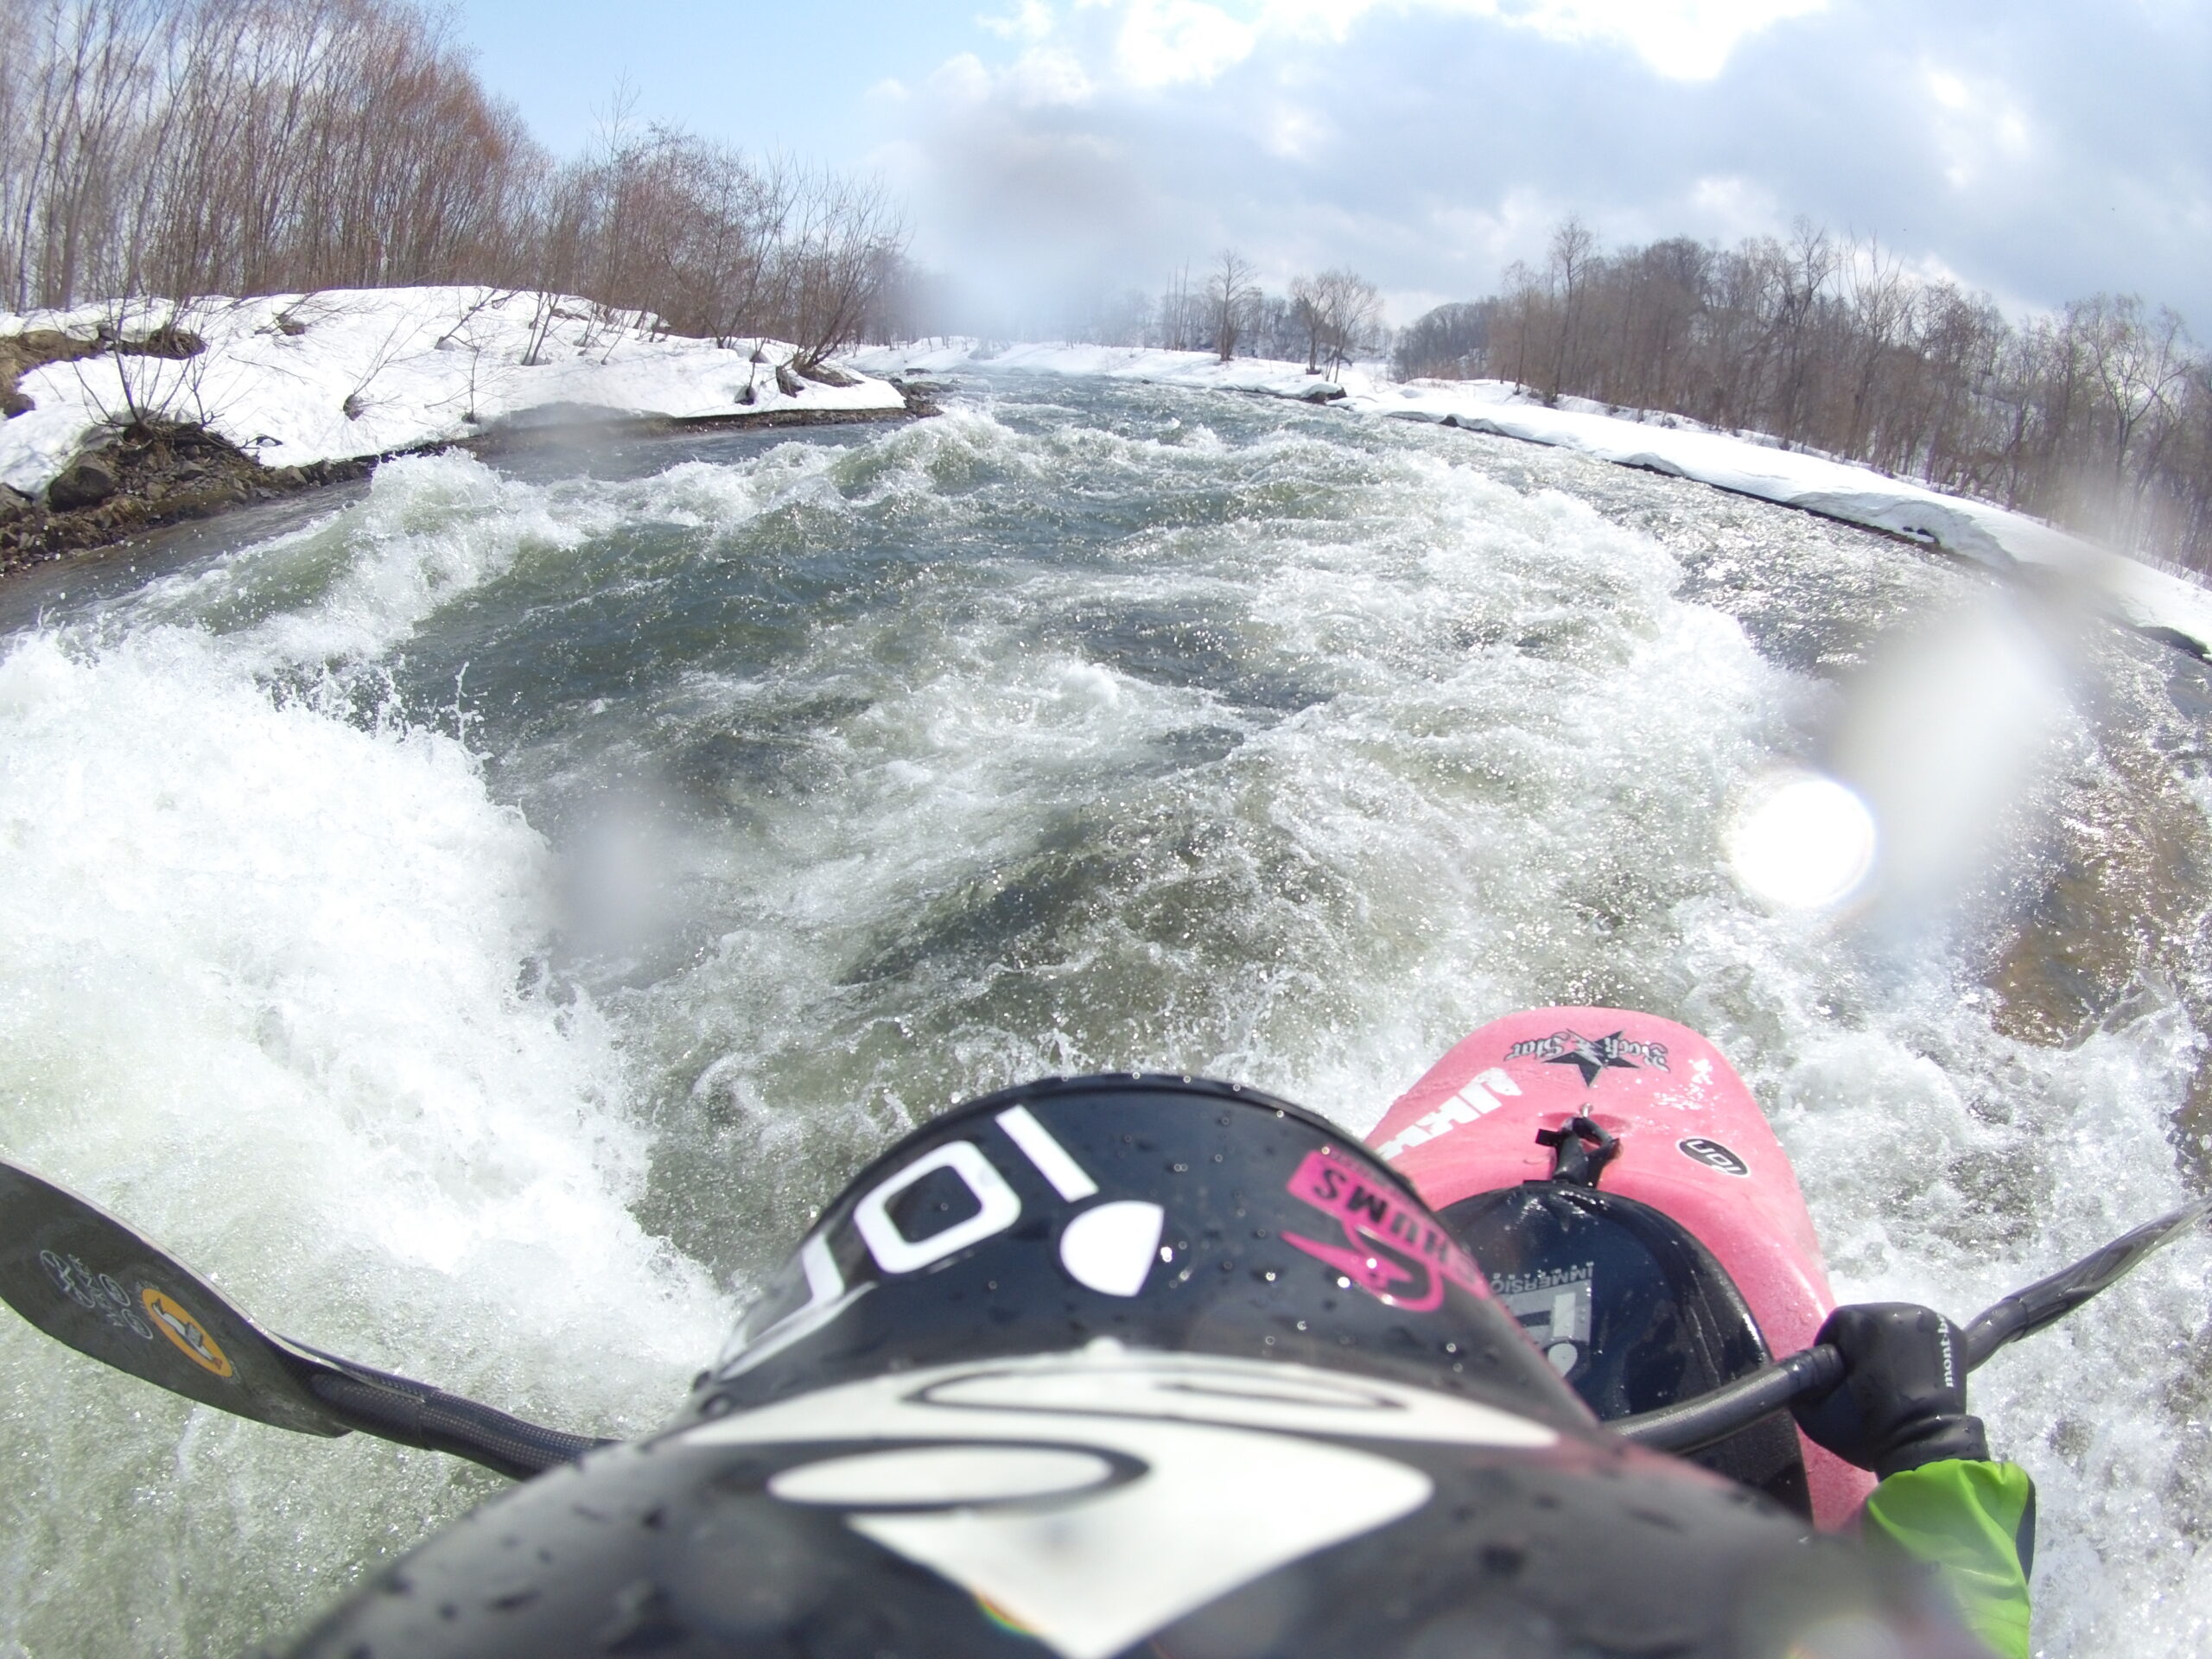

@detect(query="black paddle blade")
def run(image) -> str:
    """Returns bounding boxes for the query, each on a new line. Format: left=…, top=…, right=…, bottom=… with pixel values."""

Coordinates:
left=0, top=1159, right=348, bottom=1438
left=1962, top=1194, right=2212, bottom=1370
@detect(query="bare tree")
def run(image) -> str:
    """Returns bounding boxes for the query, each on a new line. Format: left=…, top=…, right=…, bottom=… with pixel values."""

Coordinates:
left=1156, top=263, right=1198, bottom=352
left=1288, top=268, right=1381, bottom=378
left=1315, top=269, right=1381, bottom=378
left=1289, top=272, right=1324, bottom=372
left=776, top=167, right=906, bottom=372
left=1541, top=215, right=1598, bottom=401
left=1393, top=300, right=1494, bottom=380
left=2073, top=296, right=2193, bottom=535
left=1497, top=260, right=1544, bottom=391
left=5, top=0, right=167, bottom=309
left=1207, top=249, right=1259, bottom=363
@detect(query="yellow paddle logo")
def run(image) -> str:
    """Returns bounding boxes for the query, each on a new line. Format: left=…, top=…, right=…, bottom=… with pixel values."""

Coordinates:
left=140, top=1287, right=233, bottom=1378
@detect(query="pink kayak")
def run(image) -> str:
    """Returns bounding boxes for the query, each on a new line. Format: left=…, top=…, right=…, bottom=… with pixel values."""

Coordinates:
left=1368, top=1006, right=1876, bottom=1529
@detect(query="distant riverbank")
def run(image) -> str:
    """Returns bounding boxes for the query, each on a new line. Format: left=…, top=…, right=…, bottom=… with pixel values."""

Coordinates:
left=852, top=340, right=2212, bottom=659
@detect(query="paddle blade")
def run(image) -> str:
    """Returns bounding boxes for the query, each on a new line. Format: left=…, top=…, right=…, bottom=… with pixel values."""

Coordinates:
left=1963, top=1195, right=2212, bottom=1370
left=0, top=1160, right=348, bottom=1437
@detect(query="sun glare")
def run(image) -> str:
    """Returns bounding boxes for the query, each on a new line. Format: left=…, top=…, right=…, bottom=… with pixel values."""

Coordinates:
left=1726, top=771, right=1878, bottom=911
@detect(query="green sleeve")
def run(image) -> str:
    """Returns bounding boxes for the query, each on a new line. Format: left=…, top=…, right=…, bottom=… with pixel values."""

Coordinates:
left=1860, top=1459, right=2035, bottom=1659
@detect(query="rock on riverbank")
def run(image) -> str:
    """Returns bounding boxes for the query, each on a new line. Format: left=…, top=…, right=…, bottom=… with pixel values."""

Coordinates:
left=2, top=288, right=913, bottom=575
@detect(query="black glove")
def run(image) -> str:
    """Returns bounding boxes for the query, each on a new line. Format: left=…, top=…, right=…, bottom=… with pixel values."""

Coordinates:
left=1791, top=1303, right=1989, bottom=1480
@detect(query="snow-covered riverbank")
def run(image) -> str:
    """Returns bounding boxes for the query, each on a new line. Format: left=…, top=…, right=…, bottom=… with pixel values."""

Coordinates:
left=10, top=302, right=2205, bottom=658
left=2, top=286, right=907, bottom=502
left=849, top=340, right=2212, bottom=657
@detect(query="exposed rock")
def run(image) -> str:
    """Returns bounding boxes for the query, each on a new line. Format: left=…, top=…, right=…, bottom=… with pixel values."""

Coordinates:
left=5, top=400, right=931, bottom=581
left=795, top=359, right=860, bottom=388
left=111, top=324, right=205, bottom=359
left=892, top=378, right=944, bottom=417
left=1300, top=382, right=1348, bottom=404
left=774, top=363, right=804, bottom=397
left=3, top=417, right=303, bottom=575
left=47, top=454, right=120, bottom=511
left=152, top=478, right=247, bottom=517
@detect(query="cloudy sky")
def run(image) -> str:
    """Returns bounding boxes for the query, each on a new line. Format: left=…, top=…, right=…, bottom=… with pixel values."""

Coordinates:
left=450, top=1, right=2212, bottom=327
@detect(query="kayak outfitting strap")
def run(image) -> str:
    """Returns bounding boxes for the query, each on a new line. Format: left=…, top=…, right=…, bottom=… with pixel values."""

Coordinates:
left=1535, top=1115, right=1620, bottom=1185
left=300, top=1353, right=612, bottom=1482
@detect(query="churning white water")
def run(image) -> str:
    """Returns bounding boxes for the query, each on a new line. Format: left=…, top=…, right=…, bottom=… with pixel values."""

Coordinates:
left=1, top=375, right=2206, bottom=1655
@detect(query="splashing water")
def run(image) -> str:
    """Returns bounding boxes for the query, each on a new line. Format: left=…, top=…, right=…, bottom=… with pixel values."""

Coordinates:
left=1, top=377, right=2207, bottom=1656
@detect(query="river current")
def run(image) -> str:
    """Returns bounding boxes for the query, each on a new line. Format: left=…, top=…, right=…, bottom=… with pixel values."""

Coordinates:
left=2, top=374, right=2208, bottom=1656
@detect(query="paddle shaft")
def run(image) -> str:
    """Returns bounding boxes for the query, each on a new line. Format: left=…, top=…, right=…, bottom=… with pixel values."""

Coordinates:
left=0, top=1158, right=606, bottom=1480
left=1619, top=1195, right=2212, bottom=1454
left=297, top=1351, right=608, bottom=1480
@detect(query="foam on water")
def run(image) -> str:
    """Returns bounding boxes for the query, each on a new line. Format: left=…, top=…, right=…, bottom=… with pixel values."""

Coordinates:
left=0, top=460, right=731, bottom=1656
left=2, top=382, right=2208, bottom=1655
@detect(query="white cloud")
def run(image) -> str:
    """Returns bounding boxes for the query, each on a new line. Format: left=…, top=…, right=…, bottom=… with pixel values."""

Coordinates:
left=968, top=0, right=1828, bottom=90
left=1686, top=175, right=1784, bottom=241
left=892, top=0, right=2212, bottom=331
left=1917, top=66, right=2037, bottom=194
left=928, top=52, right=995, bottom=102
left=1008, top=46, right=1098, bottom=105
left=1925, top=67, right=1969, bottom=110
left=1115, top=1, right=1260, bottom=86
left=1424, top=188, right=1565, bottom=267
left=1490, top=0, right=1831, bottom=81
left=1262, top=97, right=1332, bottom=160
left=978, top=1, right=1058, bottom=41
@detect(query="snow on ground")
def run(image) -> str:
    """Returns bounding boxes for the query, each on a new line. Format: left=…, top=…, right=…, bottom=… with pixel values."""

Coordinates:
left=8, top=300, right=2204, bottom=658
left=1, top=287, right=905, bottom=498
left=847, top=340, right=2212, bottom=657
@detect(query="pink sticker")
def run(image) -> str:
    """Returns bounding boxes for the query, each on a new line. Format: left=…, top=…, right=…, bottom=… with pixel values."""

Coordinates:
left=1281, top=1147, right=1490, bottom=1312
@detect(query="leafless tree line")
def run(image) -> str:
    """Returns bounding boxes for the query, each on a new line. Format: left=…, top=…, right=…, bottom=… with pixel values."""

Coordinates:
left=521, top=91, right=906, bottom=369
left=1161, top=251, right=1382, bottom=374
left=0, top=0, right=906, bottom=367
left=1406, top=216, right=2212, bottom=573
left=924, top=251, right=1386, bottom=377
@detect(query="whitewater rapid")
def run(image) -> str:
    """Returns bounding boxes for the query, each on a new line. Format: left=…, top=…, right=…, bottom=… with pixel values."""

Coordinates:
left=1, top=376, right=2206, bottom=1656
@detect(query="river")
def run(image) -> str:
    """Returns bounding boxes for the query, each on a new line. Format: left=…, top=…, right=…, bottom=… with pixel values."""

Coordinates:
left=2, top=373, right=2207, bottom=1655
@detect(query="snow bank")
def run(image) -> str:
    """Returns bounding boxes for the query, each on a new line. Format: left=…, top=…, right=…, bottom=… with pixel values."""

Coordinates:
left=2, top=287, right=906, bottom=498
left=847, top=340, right=2212, bottom=657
